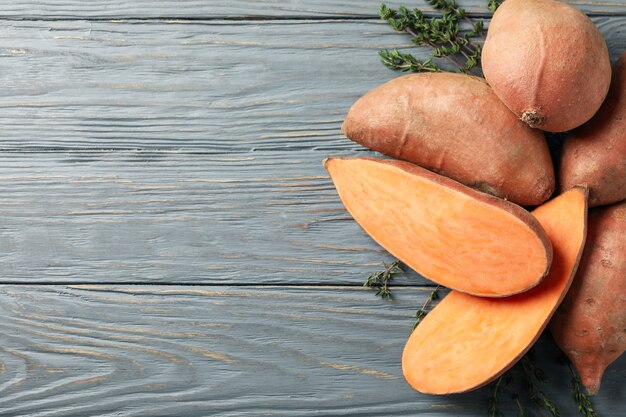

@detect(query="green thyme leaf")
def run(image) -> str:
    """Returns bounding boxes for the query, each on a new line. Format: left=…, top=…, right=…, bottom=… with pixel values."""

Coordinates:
left=363, top=260, right=405, bottom=300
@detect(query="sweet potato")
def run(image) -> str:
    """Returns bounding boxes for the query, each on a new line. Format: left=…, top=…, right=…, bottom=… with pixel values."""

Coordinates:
left=402, top=186, right=588, bottom=394
left=482, top=0, right=611, bottom=133
left=341, top=72, right=554, bottom=206
left=325, top=157, right=552, bottom=297
left=559, top=52, right=626, bottom=207
left=550, top=200, right=626, bottom=395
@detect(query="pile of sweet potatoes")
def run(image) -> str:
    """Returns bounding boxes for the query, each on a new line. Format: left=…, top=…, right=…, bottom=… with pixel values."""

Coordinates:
left=327, top=0, right=625, bottom=396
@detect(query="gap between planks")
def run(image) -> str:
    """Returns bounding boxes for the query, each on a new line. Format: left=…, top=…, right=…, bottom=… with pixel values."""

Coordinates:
left=0, top=282, right=439, bottom=289
left=0, top=15, right=490, bottom=23
left=0, top=12, right=624, bottom=23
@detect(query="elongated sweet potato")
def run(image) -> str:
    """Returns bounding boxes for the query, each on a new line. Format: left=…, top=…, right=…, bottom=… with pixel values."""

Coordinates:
left=559, top=52, right=626, bottom=207
left=341, top=72, right=554, bottom=206
left=402, top=186, right=588, bottom=394
left=325, top=157, right=552, bottom=297
left=482, top=0, right=611, bottom=132
left=550, top=200, right=626, bottom=395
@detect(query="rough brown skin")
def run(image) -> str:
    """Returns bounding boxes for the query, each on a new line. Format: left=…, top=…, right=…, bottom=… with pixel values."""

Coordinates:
left=482, top=0, right=611, bottom=133
left=341, top=72, right=554, bottom=206
left=550, top=201, right=626, bottom=395
left=560, top=52, right=626, bottom=207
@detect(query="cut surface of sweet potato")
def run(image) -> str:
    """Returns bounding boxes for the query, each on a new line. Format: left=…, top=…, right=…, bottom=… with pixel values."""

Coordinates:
left=325, top=157, right=552, bottom=297
left=402, top=186, right=588, bottom=394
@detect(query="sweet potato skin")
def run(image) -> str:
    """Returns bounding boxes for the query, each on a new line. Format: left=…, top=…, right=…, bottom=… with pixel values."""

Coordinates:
left=482, top=0, right=611, bottom=133
left=341, top=72, right=554, bottom=206
left=559, top=52, right=626, bottom=207
left=550, top=201, right=626, bottom=395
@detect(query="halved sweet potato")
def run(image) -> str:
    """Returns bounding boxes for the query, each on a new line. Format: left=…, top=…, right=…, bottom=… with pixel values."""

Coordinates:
left=402, top=186, right=588, bottom=394
left=325, top=157, right=552, bottom=297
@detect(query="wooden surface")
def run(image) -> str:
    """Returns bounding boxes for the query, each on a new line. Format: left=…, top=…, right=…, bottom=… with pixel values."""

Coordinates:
left=0, top=286, right=623, bottom=416
left=0, top=1, right=624, bottom=416
left=0, top=18, right=623, bottom=284
left=0, top=0, right=624, bottom=18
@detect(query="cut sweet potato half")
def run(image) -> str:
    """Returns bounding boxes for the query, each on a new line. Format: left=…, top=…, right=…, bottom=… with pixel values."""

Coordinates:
left=402, top=186, right=588, bottom=394
left=325, top=157, right=552, bottom=297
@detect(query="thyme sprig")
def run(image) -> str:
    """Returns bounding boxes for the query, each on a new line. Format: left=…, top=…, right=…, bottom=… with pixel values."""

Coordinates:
left=487, top=0, right=504, bottom=13
left=413, top=285, right=440, bottom=329
left=378, top=1, right=488, bottom=74
left=379, top=49, right=439, bottom=72
left=363, top=260, right=404, bottom=300
left=520, top=354, right=560, bottom=417
left=487, top=350, right=560, bottom=417
left=569, top=364, right=600, bottom=417
left=489, top=376, right=504, bottom=417
left=512, top=392, right=527, bottom=417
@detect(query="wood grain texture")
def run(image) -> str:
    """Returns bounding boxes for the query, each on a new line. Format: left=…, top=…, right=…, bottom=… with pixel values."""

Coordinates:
left=0, top=20, right=399, bottom=152
left=0, top=18, right=624, bottom=284
left=0, top=4, right=622, bottom=417
left=0, top=0, right=623, bottom=18
left=0, top=151, right=422, bottom=285
left=0, top=285, right=623, bottom=416
left=0, top=18, right=624, bottom=152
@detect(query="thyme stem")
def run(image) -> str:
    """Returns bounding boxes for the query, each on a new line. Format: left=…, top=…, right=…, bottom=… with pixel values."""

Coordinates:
left=521, top=354, right=560, bottom=417
left=569, top=363, right=600, bottom=417
left=362, top=260, right=404, bottom=300
left=489, top=376, right=503, bottom=417
left=405, top=26, right=466, bottom=70
left=413, top=285, right=440, bottom=330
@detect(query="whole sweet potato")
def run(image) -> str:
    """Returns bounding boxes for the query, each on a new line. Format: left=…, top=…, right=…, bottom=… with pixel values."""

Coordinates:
left=482, top=0, right=611, bottom=132
left=342, top=72, right=554, bottom=206
left=560, top=52, right=626, bottom=207
left=550, top=200, right=626, bottom=395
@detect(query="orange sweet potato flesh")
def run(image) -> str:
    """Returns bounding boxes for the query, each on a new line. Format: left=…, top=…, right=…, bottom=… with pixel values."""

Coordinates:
left=560, top=52, right=626, bottom=207
left=402, top=186, right=588, bottom=394
left=341, top=72, right=554, bottom=206
left=325, top=157, right=552, bottom=297
left=482, top=0, right=611, bottom=132
left=550, top=200, right=626, bottom=395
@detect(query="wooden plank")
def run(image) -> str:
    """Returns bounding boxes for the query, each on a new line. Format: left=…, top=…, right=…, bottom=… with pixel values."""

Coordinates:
left=0, top=285, right=623, bottom=416
left=0, top=18, right=624, bottom=152
left=0, top=20, right=400, bottom=152
left=0, top=0, right=623, bottom=19
left=0, top=151, right=425, bottom=285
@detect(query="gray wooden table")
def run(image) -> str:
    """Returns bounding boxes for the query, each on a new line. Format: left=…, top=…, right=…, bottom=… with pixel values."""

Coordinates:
left=0, top=1, right=624, bottom=416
